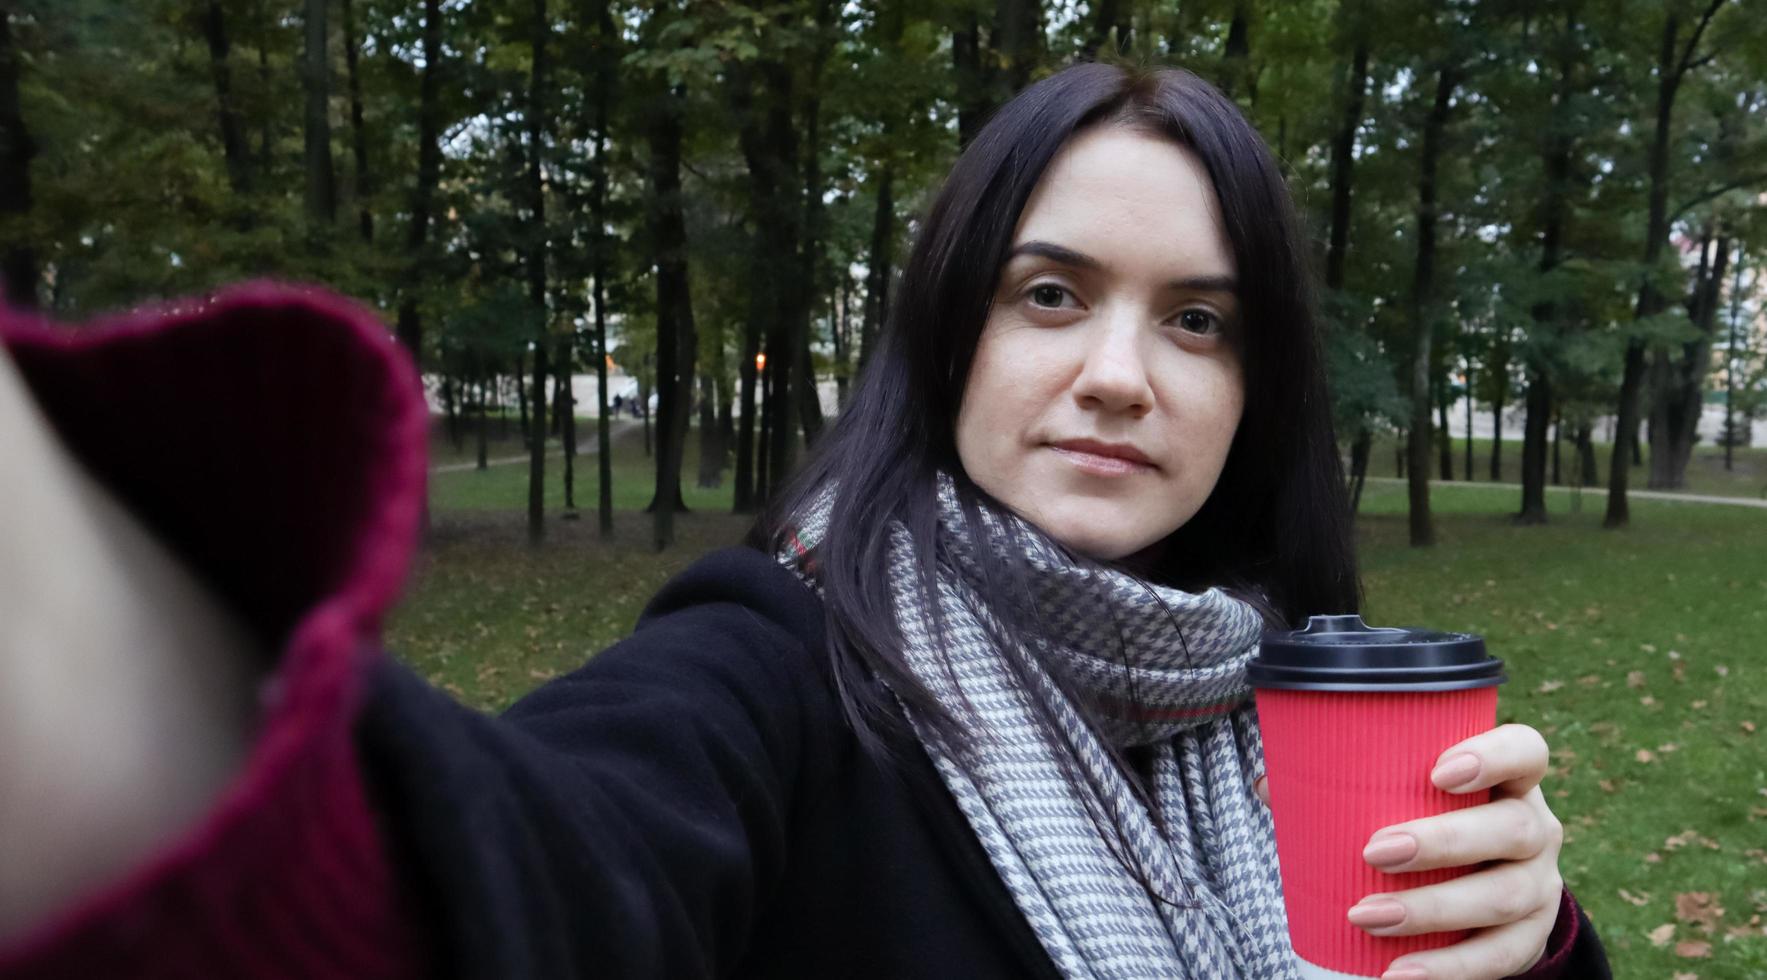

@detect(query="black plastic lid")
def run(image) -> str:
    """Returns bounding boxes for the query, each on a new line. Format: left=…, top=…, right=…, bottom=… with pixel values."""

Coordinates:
left=1246, top=614, right=1506, bottom=692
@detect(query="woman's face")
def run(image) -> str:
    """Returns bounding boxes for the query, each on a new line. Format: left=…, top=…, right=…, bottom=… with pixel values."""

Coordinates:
left=954, top=126, right=1245, bottom=562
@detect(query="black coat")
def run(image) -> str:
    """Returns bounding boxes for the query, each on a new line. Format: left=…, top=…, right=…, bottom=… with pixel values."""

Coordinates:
left=355, top=547, right=1609, bottom=980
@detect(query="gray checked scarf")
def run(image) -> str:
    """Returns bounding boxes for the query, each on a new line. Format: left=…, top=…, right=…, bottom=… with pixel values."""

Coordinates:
left=784, top=479, right=1299, bottom=980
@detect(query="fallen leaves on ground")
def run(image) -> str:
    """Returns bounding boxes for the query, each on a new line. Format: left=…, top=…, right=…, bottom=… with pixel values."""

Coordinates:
left=1627, top=670, right=1647, bottom=689
left=1649, top=923, right=1676, bottom=947
left=1618, top=887, right=1651, bottom=907
left=1664, top=829, right=1722, bottom=852
left=1674, top=893, right=1724, bottom=933
left=1537, top=679, right=1564, bottom=694
left=1636, top=748, right=1658, bottom=763
left=1675, top=940, right=1713, bottom=958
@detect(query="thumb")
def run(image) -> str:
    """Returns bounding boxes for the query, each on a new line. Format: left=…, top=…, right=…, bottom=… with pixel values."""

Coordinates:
left=1253, top=776, right=1270, bottom=806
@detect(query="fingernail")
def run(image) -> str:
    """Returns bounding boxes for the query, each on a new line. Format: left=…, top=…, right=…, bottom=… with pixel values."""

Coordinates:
left=1347, top=899, right=1406, bottom=929
left=1381, top=968, right=1428, bottom=980
left=1363, top=832, right=1417, bottom=867
left=1431, top=753, right=1480, bottom=789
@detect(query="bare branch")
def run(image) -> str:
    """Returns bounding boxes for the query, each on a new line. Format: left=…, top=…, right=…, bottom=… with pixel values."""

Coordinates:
left=1669, top=171, right=1767, bottom=225
left=1675, top=0, right=1727, bottom=80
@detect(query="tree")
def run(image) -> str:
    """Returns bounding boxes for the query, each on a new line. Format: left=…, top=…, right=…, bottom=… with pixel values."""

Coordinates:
left=0, top=5, right=36, bottom=308
left=302, top=0, right=336, bottom=226
left=525, top=0, right=552, bottom=545
left=641, top=50, right=695, bottom=549
left=1605, top=0, right=1729, bottom=529
left=1406, top=62, right=1458, bottom=548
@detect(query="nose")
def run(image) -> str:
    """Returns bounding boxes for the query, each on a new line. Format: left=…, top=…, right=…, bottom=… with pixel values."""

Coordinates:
left=1071, top=309, right=1153, bottom=417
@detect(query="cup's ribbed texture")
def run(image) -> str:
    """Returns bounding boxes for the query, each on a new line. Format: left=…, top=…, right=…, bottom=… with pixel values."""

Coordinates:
left=1254, top=688, right=1498, bottom=978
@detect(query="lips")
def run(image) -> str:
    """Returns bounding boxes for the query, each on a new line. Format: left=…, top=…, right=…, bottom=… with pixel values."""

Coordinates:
left=1048, top=438, right=1157, bottom=474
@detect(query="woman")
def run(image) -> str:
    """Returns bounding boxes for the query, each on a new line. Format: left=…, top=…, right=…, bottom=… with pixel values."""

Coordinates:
left=0, top=65, right=1604, bottom=979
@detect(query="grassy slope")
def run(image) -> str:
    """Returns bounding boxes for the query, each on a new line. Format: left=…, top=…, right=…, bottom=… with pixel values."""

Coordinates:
left=1355, top=483, right=1766, bottom=977
left=388, top=431, right=1766, bottom=978
left=1366, top=434, right=1767, bottom=500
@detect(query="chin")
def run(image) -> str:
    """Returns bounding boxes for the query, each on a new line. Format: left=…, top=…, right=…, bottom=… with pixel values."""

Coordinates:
left=1038, top=521, right=1149, bottom=563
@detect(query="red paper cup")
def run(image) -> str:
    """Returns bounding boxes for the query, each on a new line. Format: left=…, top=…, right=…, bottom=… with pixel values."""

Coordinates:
left=1247, top=615, right=1506, bottom=980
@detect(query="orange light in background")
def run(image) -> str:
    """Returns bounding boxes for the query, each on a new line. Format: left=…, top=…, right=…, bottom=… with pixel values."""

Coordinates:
left=756, top=352, right=767, bottom=373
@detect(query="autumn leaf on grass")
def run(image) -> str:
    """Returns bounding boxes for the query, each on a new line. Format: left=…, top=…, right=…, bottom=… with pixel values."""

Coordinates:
left=1636, top=748, right=1657, bottom=763
left=1743, top=720, right=1758, bottom=734
left=1627, top=671, right=1647, bottom=689
left=1664, top=830, right=1721, bottom=852
left=1675, top=940, right=1713, bottom=958
left=1675, top=893, right=1724, bottom=933
left=1672, top=973, right=1699, bottom=980
left=1649, top=923, right=1676, bottom=947
left=1617, top=888, right=1650, bottom=907
left=1536, top=679, right=1564, bottom=694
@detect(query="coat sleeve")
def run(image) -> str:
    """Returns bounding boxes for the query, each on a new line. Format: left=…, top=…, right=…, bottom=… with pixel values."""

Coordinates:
left=1503, top=888, right=1612, bottom=980
left=355, top=548, right=844, bottom=980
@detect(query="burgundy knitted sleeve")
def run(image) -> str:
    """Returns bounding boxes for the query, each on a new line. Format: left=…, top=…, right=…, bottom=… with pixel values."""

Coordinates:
left=0, top=285, right=429, bottom=979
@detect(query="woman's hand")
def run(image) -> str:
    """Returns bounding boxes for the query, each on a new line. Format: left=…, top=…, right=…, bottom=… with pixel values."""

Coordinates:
left=1345, top=724, right=1565, bottom=980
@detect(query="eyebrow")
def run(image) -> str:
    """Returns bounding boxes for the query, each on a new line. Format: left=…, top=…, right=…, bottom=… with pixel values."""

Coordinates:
left=1005, top=240, right=1239, bottom=294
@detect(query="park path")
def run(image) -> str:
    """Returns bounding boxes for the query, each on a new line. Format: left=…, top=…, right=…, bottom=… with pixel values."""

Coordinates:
left=432, top=445, right=1767, bottom=509
left=429, top=419, right=638, bottom=474
left=1363, top=476, right=1767, bottom=510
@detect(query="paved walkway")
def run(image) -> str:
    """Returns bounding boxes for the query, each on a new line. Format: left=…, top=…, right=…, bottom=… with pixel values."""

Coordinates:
left=1362, top=476, right=1767, bottom=509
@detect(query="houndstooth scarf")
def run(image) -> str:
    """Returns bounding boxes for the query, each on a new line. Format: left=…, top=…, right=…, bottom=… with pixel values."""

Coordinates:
left=784, top=478, right=1299, bottom=980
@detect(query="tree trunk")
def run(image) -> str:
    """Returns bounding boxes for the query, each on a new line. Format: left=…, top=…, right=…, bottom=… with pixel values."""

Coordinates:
left=0, top=8, right=38, bottom=308
left=761, top=62, right=802, bottom=495
left=992, top=0, right=1041, bottom=96
left=1576, top=423, right=1596, bottom=487
left=1327, top=31, right=1369, bottom=520
left=1347, top=427, right=1371, bottom=514
left=203, top=0, right=251, bottom=196
left=1649, top=231, right=1728, bottom=489
left=1520, top=5, right=1577, bottom=524
left=1463, top=363, right=1474, bottom=481
left=697, top=374, right=721, bottom=488
left=341, top=0, right=372, bottom=241
left=794, top=0, right=833, bottom=451
left=1396, top=432, right=1407, bottom=478
left=1608, top=4, right=1720, bottom=529
left=1406, top=66, right=1455, bottom=548
left=859, top=166, right=894, bottom=373
left=1489, top=336, right=1507, bottom=481
left=1086, top=0, right=1132, bottom=57
left=476, top=377, right=490, bottom=470
left=646, top=79, right=696, bottom=550
left=1325, top=40, right=1369, bottom=293
left=588, top=0, right=615, bottom=536
left=1519, top=374, right=1552, bottom=520
left=728, top=61, right=773, bottom=514
left=517, top=356, right=530, bottom=445
left=560, top=339, right=577, bottom=510
left=1723, top=245, right=1745, bottom=471
left=395, top=0, right=442, bottom=358
left=1436, top=369, right=1453, bottom=481
left=525, top=0, right=550, bottom=545
left=443, top=374, right=462, bottom=449
left=1220, top=1, right=1251, bottom=100
left=951, top=11, right=986, bottom=149
left=302, top=0, right=336, bottom=225
left=756, top=354, right=772, bottom=503
left=1551, top=409, right=1563, bottom=486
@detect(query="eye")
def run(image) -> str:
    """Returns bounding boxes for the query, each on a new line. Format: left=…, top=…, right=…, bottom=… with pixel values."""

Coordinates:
left=1176, top=309, right=1222, bottom=335
left=1027, top=283, right=1074, bottom=309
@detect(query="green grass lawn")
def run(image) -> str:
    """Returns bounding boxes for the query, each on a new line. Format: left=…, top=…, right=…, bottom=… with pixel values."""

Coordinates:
left=388, top=432, right=1766, bottom=978
left=1366, top=433, right=1767, bottom=500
